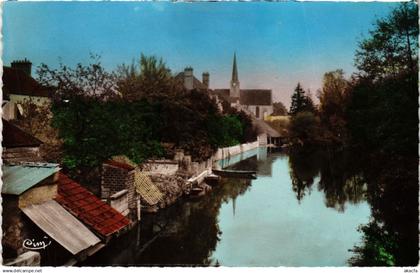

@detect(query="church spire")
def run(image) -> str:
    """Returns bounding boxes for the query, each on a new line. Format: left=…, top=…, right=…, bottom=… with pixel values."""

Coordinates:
left=232, top=52, right=239, bottom=83
left=230, top=52, right=240, bottom=100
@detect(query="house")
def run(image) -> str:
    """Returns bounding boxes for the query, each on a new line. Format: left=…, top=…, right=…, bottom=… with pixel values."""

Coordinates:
left=213, top=53, right=274, bottom=120
left=2, top=119, right=43, bottom=163
left=174, top=67, right=209, bottom=91
left=1, top=163, right=101, bottom=265
left=2, top=59, right=53, bottom=120
left=2, top=162, right=131, bottom=266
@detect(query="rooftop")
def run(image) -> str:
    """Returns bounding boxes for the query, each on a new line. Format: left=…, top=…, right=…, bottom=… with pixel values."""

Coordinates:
left=174, top=72, right=208, bottom=90
left=213, top=89, right=273, bottom=106
left=55, top=173, right=131, bottom=237
left=239, top=89, right=272, bottom=106
left=2, top=163, right=60, bottom=195
left=21, top=200, right=101, bottom=255
left=3, top=66, right=52, bottom=98
left=2, top=119, right=43, bottom=148
left=104, top=160, right=136, bottom=171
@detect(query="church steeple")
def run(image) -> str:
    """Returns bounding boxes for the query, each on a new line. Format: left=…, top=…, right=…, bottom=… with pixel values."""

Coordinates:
left=230, top=52, right=240, bottom=100
left=232, top=52, right=238, bottom=83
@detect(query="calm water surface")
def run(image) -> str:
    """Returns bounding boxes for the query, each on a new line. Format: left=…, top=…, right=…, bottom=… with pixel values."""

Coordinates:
left=84, top=148, right=371, bottom=266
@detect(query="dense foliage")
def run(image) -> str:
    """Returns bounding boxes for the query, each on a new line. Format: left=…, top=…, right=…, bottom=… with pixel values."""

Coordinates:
left=272, top=101, right=288, bottom=116
left=38, top=55, right=256, bottom=177
left=288, top=112, right=321, bottom=146
left=285, top=3, right=418, bottom=265
left=345, top=2, right=418, bottom=266
left=317, top=69, right=349, bottom=144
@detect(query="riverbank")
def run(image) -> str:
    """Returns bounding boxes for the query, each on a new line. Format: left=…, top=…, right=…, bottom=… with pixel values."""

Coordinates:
left=83, top=147, right=372, bottom=266
left=140, top=139, right=261, bottom=212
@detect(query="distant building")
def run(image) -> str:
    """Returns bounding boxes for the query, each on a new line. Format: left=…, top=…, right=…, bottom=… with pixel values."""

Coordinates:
left=214, top=53, right=274, bottom=120
left=2, top=119, right=43, bottom=163
left=174, top=67, right=209, bottom=91
left=2, top=59, right=53, bottom=120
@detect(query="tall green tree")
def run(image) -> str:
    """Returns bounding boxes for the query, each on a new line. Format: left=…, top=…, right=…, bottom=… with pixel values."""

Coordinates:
left=289, top=83, right=315, bottom=115
left=318, top=69, right=349, bottom=142
left=355, top=2, right=418, bottom=79
left=116, top=54, right=179, bottom=101
left=347, top=2, right=419, bottom=266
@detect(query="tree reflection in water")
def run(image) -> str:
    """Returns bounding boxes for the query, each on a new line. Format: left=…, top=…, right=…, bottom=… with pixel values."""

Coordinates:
left=288, top=146, right=418, bottom=266
left=288, top=146, right=367, bottom=211
left=83, top=176, right=253, bottom=266
left=83, top=147, right=417, bottom=266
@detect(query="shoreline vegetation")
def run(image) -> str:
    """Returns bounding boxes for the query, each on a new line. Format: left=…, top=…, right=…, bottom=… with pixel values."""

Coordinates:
left=9, top=2, right=418, bottom=266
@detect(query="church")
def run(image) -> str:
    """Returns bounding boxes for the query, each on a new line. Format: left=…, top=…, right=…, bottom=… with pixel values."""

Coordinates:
left=214, top=53, right=274, bottom=120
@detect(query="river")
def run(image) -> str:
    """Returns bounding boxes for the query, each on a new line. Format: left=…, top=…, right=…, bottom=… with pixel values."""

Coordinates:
left=83, top=147, right=376, bottom=266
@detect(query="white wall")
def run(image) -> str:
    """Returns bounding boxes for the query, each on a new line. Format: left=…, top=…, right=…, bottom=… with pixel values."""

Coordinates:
left=142, top=160, right=179, bottom=175
left=213, top=140, right=259, bottom=161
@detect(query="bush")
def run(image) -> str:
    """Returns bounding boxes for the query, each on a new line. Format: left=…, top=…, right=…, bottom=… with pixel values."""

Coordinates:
left=288, top=111, right=321, bottom=145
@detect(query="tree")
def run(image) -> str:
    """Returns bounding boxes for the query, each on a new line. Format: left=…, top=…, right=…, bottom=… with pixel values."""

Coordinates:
left=347, top=3, right=419, bottom=266
left=289, top=83, right=316, bottom=115
left=288, top=111, right=321, bottom=145
left=272, top=101, right=288, bottom=116
left=318, top=69, right=349, bottom=142
left=116, top=54, right=179, bottom=101
left=355, top=2, right=418, bottom=79
left=37, top=54, right=118, bottom=102
left=289, top=83, right=305, bottom=115
left=11, top=98, right=62, bottom=162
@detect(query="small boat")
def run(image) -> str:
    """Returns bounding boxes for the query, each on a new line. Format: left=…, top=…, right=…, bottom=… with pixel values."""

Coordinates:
left=204, top=174, right=221, bottom=186
left=212, top=169, right=257, bottom=179
left=189, top=187, right=206, bottom=200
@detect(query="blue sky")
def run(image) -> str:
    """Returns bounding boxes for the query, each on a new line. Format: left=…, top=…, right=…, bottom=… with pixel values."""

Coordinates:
left=3, top=2, right=398, bottom=107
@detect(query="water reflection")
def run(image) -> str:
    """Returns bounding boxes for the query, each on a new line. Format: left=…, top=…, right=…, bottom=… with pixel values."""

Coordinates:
left=288, top=147, right=367, bottom=212
left=84, top=148, right=372, bottom=266
left=84, top=177, right=253, bottom=266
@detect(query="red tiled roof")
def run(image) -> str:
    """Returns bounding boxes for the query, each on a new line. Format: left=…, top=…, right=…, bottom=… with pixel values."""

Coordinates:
left=104, top=160, right=135, bottom=171
left=2, top=119, right=43, bottom=148
left=55, top=173, right=130, bottom=237
left=3, top=67, right=52, bottom=98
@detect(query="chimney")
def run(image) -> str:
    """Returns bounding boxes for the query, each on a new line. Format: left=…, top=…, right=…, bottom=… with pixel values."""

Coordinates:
left=184, top=67, right=194, bottom=91
left=11, top=58, right=32, bottom=77
left=202, top=72, right=209, bottom=89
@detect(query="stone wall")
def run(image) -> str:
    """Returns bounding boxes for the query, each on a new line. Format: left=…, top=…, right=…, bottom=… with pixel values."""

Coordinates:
left=142, top=160, right=179, bottom=175
left=3, top=147, right=42, bottom=163
left=151, top=174, right=189, bottom=208
left=2, top=195, right=32, bottom=259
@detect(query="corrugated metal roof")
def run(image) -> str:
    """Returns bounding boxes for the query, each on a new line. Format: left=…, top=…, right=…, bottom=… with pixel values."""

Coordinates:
left=21, top=200, right=101, bottom=255
left=2, top=163, right=60, bottom=195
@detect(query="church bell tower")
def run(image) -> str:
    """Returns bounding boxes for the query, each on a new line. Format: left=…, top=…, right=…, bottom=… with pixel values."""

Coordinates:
left=230, top=53, right=240, bottom=102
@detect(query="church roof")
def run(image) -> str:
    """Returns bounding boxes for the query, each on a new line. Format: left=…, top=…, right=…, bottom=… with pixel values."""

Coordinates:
left=174, top=72, right=208, bottom=90
left=213, top=89, right=232, bottom=102
left=240, top=89, right=272, bottom=106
